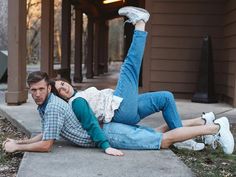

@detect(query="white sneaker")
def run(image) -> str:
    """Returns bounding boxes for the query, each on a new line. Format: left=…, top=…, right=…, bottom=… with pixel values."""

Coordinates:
left=118, top=6, right=150, bottom=24
left=202, top=112, right=216, bottom=124
left=201, top=112, right=216, bottom=145
left=173, top=139, right=205, bottom=151
left=214, top=117, right=234, bottom=154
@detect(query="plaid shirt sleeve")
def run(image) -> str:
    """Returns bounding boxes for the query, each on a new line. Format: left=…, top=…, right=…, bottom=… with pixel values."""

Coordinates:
left=42, top=103, right=64, bottom=141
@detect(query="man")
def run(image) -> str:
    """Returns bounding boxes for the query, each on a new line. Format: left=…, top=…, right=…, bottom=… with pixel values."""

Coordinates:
left=3, top=71, right=123, bottom=156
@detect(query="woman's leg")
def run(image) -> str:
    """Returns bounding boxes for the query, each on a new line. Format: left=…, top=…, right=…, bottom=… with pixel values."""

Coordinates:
left=137, top=91, right=183, bottom=130
left=112, top=25, right=148, bottom=124
left=112, top=7, right=150, bottom=124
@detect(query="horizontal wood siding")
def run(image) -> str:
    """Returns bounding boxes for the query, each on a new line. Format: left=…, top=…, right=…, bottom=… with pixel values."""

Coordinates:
left=220, top=0, right=236, bottom=105
left=146, top=0, right=225, bottom=98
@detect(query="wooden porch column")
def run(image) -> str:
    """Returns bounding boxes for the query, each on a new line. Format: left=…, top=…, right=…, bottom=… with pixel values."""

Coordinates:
left=74, top=7, right=83, bottom=83
left=86, top=16, right=94, bottom=79
left=93, top=21, right=100, bottom=76
left=234, top=66, right=236, bottom=107
left=61, top=0, right=71, bottom=82
left=103, top=21, right=109, bottom=73
left=41, top=0, right=54, bottom=77
left=98, top=20, right=105, bottom=74
left=6, top=0, right=28, bottom=104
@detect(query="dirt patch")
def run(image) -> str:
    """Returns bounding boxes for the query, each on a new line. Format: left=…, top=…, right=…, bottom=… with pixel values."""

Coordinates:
left=0, top=116, right=26, bottom=177
left=172, top=124, right=236, bottom=177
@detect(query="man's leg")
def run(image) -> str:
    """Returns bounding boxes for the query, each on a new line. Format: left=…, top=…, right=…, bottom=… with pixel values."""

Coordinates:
left=156, top=112, right=215, bottom=133
left=161, top=124, right=218, bottom=148
left=103, top=122, right=162, bottom=150
left=161, top=117, right=235, bottom=154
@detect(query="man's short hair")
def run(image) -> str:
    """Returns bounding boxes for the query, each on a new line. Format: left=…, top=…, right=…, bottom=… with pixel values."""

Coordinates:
left=27, top=71, right=50, bottom=86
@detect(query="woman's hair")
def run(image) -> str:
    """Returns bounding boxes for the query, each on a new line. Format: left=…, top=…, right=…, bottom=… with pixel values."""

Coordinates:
left=49, top=80, right=60, bottom=97
left=27, top=71, right=50, bottom=87
left=49, top=78, right=71, bottom=102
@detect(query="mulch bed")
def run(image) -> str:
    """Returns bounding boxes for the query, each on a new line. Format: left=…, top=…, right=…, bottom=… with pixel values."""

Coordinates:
left=0, top=115, right=26, bottom=177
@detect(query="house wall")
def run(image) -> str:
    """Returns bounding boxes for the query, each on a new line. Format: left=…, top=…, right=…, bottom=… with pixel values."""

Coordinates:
left=221, top=0, right=236, bottom=106
left=143, top=0, right=225, bottom=99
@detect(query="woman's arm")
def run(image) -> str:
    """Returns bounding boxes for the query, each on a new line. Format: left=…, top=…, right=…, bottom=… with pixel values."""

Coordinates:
left=72, top=97, right=123, bottom=156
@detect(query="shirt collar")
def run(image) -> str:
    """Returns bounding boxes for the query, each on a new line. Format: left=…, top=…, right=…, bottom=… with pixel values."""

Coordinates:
left=71, top=89, right=77, bottom=97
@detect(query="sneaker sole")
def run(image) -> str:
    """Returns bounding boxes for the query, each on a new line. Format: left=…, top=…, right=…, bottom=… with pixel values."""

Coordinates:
left=118, top=6, right=150, bottom=16
left=215, top=117, right=235, bottom=154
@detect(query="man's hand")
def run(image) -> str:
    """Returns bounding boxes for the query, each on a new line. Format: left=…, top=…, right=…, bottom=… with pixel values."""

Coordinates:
left=3, top=139, right=18, bottom=153
left=4, top=138, right=18, bottom=144
left=105, top=147, right=124, bottom=156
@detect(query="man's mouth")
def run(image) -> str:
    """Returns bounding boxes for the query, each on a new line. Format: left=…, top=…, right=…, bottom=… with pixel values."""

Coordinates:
left=35, top=99, right=42, bottom=102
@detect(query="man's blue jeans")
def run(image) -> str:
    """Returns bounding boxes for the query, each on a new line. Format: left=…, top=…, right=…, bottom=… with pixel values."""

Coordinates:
left=113, top=30, right=182, bottom=130
left=103, top=122, right=162, bottom=149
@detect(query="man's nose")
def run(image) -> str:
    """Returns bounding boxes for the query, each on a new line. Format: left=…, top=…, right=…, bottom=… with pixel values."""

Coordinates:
left=35, top=90, right=41, bottom=96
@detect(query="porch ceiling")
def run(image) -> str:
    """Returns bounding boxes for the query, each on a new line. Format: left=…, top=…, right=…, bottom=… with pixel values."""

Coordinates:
left=70, top=0, right=127, bottom=19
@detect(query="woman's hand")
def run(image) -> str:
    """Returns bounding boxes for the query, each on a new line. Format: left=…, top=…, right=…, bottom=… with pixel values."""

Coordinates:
left=105, top=147, right=124, bottom=156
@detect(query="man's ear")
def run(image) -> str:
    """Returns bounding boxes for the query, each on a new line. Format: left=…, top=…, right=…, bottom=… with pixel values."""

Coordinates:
left=48, top=85, right=51, bottom=93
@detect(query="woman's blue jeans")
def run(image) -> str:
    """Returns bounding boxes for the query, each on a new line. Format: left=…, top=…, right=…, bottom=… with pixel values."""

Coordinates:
left=113, top=30, right=182, bottom=130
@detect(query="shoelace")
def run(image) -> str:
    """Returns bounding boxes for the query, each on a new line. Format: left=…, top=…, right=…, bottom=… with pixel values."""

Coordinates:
left=190, top=141, right=199, bottom=150
left=211, top=134, right=219, bottom=149
left=201, top=135, right=218, bottom=149
left=122, top=12, right=139, bottom=25
left=124, top=19, right=133, bottom=24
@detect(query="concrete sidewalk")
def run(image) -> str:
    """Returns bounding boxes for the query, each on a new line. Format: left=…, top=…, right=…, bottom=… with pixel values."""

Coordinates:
left=0, top=93, right=235, bottom=177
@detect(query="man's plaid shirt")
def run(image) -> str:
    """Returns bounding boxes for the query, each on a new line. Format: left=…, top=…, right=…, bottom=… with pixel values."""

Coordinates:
left=38, top=93, right=95, bottom=147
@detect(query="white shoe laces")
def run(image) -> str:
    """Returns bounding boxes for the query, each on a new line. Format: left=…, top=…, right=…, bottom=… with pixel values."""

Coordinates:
left=211, top=134, right=219, bottom=149
left=124, top=19, right=132, bottom=24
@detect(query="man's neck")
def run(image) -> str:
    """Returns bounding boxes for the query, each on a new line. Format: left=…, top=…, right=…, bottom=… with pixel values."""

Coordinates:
left=38, top=93, right=52, bottom=109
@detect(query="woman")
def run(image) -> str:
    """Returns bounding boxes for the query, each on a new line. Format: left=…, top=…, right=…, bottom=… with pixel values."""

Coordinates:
left=51, top=6, right=234, bottom=155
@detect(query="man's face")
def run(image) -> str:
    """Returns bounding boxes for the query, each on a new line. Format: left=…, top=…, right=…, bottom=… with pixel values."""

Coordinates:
left=29, top=79, right=51, bottom=106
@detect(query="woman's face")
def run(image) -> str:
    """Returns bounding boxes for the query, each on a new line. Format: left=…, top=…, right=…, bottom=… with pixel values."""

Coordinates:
left=55, top=80, right=74, bottom=100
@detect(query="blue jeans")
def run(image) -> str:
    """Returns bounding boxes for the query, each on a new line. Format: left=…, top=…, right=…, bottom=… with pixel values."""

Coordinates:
left=113, top=30, right=182, bottom=130
left=103, top=122, right=162, bottom=149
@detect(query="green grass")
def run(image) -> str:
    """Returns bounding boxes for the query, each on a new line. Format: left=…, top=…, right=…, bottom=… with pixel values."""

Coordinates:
left=172, top=124, right=236, bottom=177
left=172, top=146, right=236, bottom=177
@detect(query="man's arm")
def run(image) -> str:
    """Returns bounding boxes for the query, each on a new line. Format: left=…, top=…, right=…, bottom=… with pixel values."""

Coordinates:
left=9, top=133, right=43, bottom=144
left=3, top=133, right=54, bottom=153
left=3, top=137, right=54, bottom=153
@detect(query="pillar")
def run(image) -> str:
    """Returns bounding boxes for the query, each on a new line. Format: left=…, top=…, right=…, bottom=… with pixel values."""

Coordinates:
left=6, top=0, right=28, bottom=104
left=41, top=0, right=54, bottom=77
